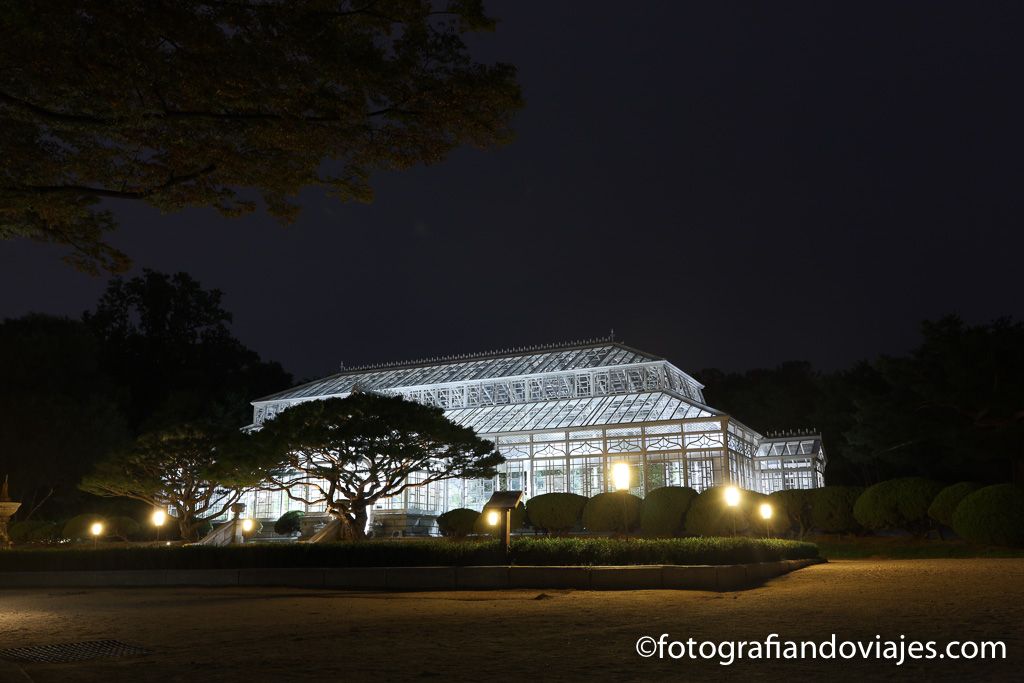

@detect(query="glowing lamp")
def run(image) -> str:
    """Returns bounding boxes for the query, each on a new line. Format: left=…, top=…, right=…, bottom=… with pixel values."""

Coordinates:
left=241, top=518, right=255, bottom=533
left=486, top=510, right=500, bottom=527
left=152, top=509, right=166, bottom=527
left=724, top=486, right=741, bottom=507
left=90, top=522, right=103, bottom=536
left=759, top=503, right=773, bottom=520
left=611, top=462, right=630, bottom=491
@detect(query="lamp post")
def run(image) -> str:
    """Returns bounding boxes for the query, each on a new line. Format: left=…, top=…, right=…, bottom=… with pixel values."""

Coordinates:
left=483, top=491, right=523, bottom=561
left=152, top=509, right=166, bottom=542
left=759, top=503, right=773, bottom=538
left=612, top=462, right=631, bottom=537
left=90, top=521, right=103, bottom=549
left=724, top=486, right=741, bottom=536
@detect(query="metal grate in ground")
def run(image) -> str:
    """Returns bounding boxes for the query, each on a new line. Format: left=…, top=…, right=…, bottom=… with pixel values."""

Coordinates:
left=0, top=639, right=152, bottom=663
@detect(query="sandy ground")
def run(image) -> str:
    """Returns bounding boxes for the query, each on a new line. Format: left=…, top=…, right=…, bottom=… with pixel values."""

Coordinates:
left=1, top=559, right=1022, bottom=682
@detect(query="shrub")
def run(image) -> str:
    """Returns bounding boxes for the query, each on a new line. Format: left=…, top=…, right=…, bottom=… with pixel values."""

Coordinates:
left=9, top=520, right=60, bottom=544
left=61, top=514, right=107, bottom=541
left=526, top=493, right=587, bottom=533
left=473, top=503, right=528, bottom=535
left=640, top=486, right=698, bottom=537
left=274, top=510, right=305, bottom=536
left=436, top=508, right=480, bottom=538
left=582, top=492, right=643, bottom=533
left=928, top=482, right=983, bottom=529
left=108, top=516, right=141, bottom=541
left=952, top=484, right=1024, bottom=548
left=811, top=486, right=864, bottom=534
left=768, top=489, right=814, bottom=539
left=0, top=537, right=819, bottom=572
left=854, top=478, right=944, bottom=534
left=684, top=486, right=758, bottom=536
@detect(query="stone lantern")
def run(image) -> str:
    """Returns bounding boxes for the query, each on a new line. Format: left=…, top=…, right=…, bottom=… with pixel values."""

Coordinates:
left=0, top=476, right=21, bottom=549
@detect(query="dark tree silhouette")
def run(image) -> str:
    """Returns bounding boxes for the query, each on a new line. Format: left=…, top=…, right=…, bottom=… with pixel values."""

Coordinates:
left=84, top=269, right=291, bottom=430
left=0, top=0, right=522, bottom=272
left=251, top=393, right=503, bottom=539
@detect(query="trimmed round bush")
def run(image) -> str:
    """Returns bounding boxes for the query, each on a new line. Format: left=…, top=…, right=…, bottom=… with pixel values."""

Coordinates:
left=108, top=516, right=141, bottom=541
left=274, top=510, right=305, bottom=535
left=473, top=502, right=528, bottom=535
left=928, top=482, right=983, bottom=529
left=684, top=486, right=759, bottom=536
left=952, top=484, right=1024, bottom=547
left=811, top=486, right=864, bottom=534
left=768, top=489, right=814, bottom=538
left=854, top=478, right=944, bottom=533
left=526, top=492, right=587, bottom=533
left=640, top=486, right=698, bottom=537
left=582, top=492, right=643, bottom=533
left=436, top=508, right=480, bottom=537
left=62, top=514, right=107, bottom=541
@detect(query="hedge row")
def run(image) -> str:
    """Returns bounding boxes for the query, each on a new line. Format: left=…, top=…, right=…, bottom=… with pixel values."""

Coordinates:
left=0, top=536, right=819, bottom=572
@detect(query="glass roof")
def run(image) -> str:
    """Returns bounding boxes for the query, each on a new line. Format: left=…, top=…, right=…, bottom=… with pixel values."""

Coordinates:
left=258, top=342, right=663, bottom=402
left=446, top=392, right=715, bottom=435
left=755, top=438, right=822, bottom=457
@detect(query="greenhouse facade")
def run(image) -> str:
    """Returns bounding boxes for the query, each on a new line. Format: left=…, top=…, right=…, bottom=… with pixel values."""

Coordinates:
left=240, top=338, right=826, bottom=532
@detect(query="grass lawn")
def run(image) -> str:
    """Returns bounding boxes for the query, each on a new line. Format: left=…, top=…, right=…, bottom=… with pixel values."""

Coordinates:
left=809, top=533, right=1024, bottom=559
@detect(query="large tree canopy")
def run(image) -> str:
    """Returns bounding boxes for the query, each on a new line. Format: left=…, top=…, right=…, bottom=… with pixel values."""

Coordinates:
left=251, top=392, right=503, bottom=539
left=80, top=424, right=258, bottom=541
left=0, top=0, right=522, bottom=272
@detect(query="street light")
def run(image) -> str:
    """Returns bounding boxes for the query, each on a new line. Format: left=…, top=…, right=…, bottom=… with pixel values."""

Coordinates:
left=485, top=510, right=500, bottom=527
left=759, top=503, right=773, bottom=538
left=612, top=462, right=631, bottom=537
left=152, top=509, right=166, bottom=542
left=724, top=486, right=741, bottom=536
left=90, top=521, right=103, bottom=548
left=241, top=518, right=255, bottom=533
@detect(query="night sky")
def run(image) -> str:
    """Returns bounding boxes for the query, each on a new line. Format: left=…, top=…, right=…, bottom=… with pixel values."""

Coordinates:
left=2, top=2, right=1022, bottom=382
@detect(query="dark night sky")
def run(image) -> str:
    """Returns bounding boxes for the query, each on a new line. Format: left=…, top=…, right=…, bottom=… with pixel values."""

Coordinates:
left=2, top=2, right=1022, bottom=382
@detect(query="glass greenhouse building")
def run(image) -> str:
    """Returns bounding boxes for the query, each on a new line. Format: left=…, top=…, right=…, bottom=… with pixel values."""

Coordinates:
left=239, top=339, right=826, bottom=533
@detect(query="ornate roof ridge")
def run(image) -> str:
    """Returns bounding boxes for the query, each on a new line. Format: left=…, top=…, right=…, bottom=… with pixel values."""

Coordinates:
left=337, top=335, right=618, bottom=374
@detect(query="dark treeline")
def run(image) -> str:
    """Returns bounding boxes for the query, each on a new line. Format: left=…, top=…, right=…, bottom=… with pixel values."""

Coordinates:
left=0, top=270, right=291, bottom=520
left=1, top=269, right=1021, bottom=520
left=698, top=317, right=1024, bottom=487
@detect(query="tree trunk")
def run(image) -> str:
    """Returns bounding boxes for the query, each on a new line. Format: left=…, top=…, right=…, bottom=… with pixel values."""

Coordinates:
left=339, top=505, right=369, bottom=541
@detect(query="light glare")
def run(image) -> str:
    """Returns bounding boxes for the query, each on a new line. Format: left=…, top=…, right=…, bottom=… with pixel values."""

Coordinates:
left=724, top=486, right=741, bottom=507
left=759, top=502, right=773, bottom=519
left=486, top=510, right=500, bottom=527
left=611, top=462, right=630, bottom=491
left=89, top=522, right=103, bottom=537
left=152, top=509, right=166, bottom=527
left=241, top=518, right=255, bottom=532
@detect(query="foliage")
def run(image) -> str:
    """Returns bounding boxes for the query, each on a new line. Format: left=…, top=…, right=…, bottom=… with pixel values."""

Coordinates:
left=80, top=424, right=261, bottom=541
left=0, top=0, right=522, bottom=272
left=8, top=520, right=60, bottom=544
left=952, top=484, right=1024, bottom=547
left=810, top=486, right=864, bottom=534
left=0, top=315, right=129, bottom=520
left=639, top=486, right=697, bottom=538
left=853, top=478, right=944, bottom=534
left=525, top=493, right=588, bottom=533
left=251, top=393, right=503, bottom=540
left=273, top=510, right=305, bottom=536
left=844, top=317, right=1024, bottom=483
left=436, top=508, right=480, bottom=538
left=108, top=516, right=142, bottom=541
left=768, top=489, right=814, bottom=539
left=0, top=537, right=819, bottom=572
left=928, top=482, right=983, bottom=529
left=581, top=492, right=643, bottom=533
left=684, top=486, right=758, bottom=536
left=84, top=270, right=291, bottom=430
left=62, top=514, right=106, bottom=541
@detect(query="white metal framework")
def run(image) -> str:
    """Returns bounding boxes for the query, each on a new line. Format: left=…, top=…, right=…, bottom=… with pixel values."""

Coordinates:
left=754, top=433, right=827, bottom=493
left=239, top=339, right=825, bottom=526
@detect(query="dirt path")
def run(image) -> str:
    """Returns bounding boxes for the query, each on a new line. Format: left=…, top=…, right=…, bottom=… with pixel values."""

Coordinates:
left=1, top=559, right=1022, bottom=682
